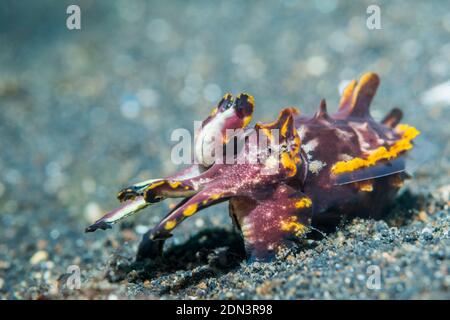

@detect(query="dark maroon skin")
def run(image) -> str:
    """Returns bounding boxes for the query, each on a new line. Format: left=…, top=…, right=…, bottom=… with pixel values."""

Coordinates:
left=86, top=73, right=419, bottom=261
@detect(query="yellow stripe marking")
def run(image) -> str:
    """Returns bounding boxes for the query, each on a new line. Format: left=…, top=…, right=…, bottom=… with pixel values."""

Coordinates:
left=164, top=220, right=177, bottom=230
left=350, top=73, right=378, bottom=108
left=146, top=180, right=165, bottom=190
left=183, top=203, right=198, bottom=217
left=242, top=115, right=252, bottom=127
left=259, top=127, right=274, bottom=141
left=331, top=124, right=420, bottom=175
left=281, top=153, right=297, bottom=177
left=223, top=93, right=232, bottom=100
left=209, top=194, right=222, bottom=201
left=209, top=107, right=218, bottom=117
left=339, top=80, right=357, bottom=108
left=168, top=181, right=182, bottom=189
left=294, top=198, right=312, bottom=209
left=281, top=118, right=290, bottom=137
left=280, top=216, right=307, bottom=237
left=358, top=180, right=373, bottom=192
left=202, top=194, right=222, bottom=205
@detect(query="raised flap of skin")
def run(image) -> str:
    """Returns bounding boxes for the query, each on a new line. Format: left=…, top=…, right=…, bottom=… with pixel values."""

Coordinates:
left=334, top=156, right=406, bottom=185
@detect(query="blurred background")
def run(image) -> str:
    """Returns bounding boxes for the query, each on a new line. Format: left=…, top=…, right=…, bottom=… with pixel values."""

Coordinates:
left=0, top=0, right=449, bottom=299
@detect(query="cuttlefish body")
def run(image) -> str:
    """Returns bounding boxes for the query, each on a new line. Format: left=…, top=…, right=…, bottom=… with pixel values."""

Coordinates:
left=86, top=73, right=420, bottom=261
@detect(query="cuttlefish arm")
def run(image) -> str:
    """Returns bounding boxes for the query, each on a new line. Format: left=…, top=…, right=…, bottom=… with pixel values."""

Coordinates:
left=116, top=164, right=204, bottom=203
left=85, top=164, right=223, bottom=233
left=85, top=163, right=204, bottom=232
left=148, top=181, right=235, bottom=240
left=140, top=108, right=308, bottom=261
left=86, top=93, right=255, bottom=233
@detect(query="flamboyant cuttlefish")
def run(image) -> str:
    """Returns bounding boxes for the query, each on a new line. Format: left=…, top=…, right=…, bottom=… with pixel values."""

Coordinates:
left=86, top=72, right=420, bottom=261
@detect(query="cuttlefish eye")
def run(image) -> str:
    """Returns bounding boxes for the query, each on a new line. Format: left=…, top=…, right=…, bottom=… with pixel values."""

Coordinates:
left=215, top=93, right=254, bottom=116
left=217, top=93, right=234, bottom=112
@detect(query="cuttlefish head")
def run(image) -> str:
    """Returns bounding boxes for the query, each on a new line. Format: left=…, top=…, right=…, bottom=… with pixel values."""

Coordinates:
left=86, top=98, right=305, bottom=261
left=147, top=107, right=304, bottom=241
